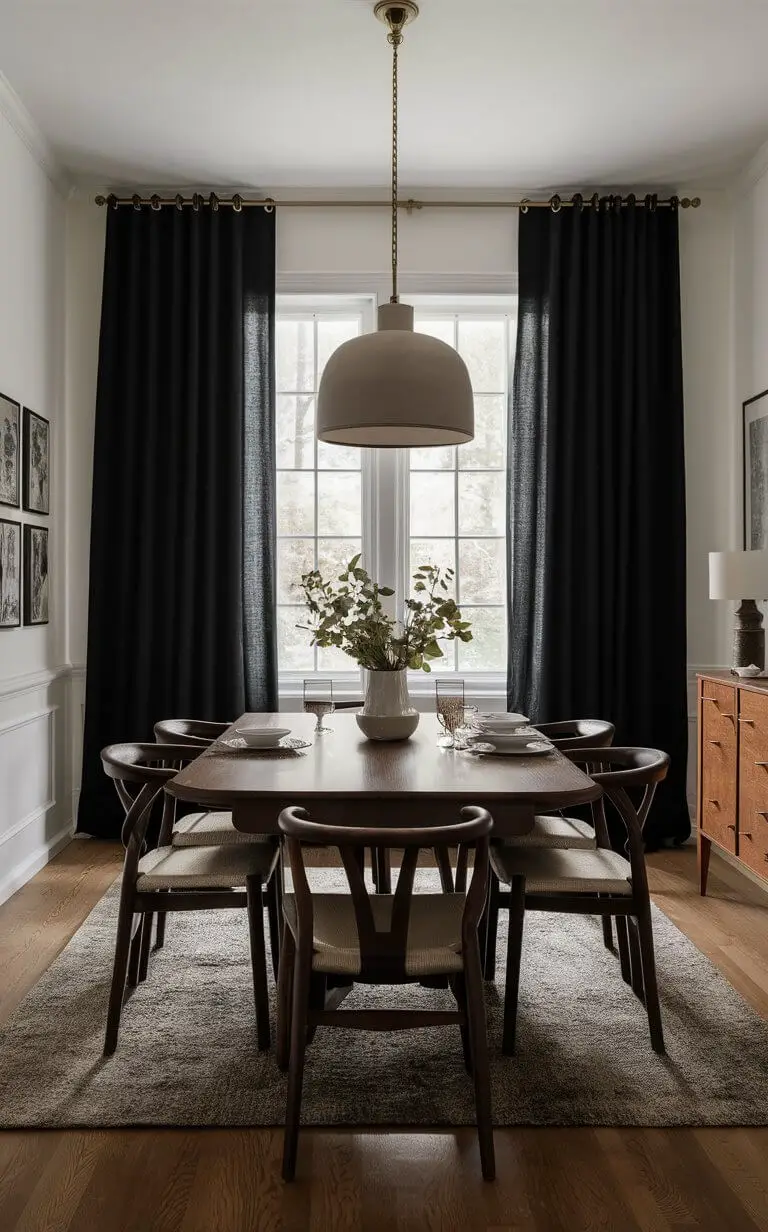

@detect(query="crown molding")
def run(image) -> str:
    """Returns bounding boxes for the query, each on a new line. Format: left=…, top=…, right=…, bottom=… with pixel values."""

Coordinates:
left=0, top=71, right=69, bottom=195
left=727, top=137, right=768, bottom=203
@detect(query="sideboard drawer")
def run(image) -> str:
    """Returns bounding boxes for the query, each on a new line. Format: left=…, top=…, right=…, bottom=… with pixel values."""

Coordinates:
left=700, top=682, right=737, bottom=852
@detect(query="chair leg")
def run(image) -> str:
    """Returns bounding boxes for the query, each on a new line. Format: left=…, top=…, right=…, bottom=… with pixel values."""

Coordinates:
left=636, top=903, right=665, bottom=1054
left=126, top=915, right=143, bottom=989
left=276, top=928, right=295, bottom=1072
left=138, top=911, right=153, bottom=983
left=371, top=847, right=392, bottom=894
left=463, top=939, right=496, bottom=1182
left=282, top=946, right=313, bottom=1182
left=627, top=918, right=645, bottom=1003
left=501, top=876, right=526, bottom=1056
left=601, top=912, right=613, bottom=951
left=245, top=875, right=271, bottom=1051
left=450, top=974, right=472, bottom=1074
left=266, top=872, right=282, bottom=983
left=615, top=916, right=632, bottom=984
left=155, top=909, right=167, bottom=950
left=483, top=870, right=500, bottom=980
left=698, top=832, right=712, bottom=896
left=104, top=891, right=136, bottom=1056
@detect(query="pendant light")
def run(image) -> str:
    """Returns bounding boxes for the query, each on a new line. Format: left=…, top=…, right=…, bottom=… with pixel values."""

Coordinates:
left=316, top=2, right=474, bottom=448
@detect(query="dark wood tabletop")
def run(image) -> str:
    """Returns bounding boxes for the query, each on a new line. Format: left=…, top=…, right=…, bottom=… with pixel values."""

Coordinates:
left=166, top=713, right=602, bottom=837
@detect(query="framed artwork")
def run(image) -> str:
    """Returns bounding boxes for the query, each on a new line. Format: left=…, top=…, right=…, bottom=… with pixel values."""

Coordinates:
left=23, top=524, right=49, bottom=625
left=22, top=408, right=50, bottom=515
left=0, top=391, right=20, bottom=509
left=0, top=518, right=21, bottom=628
left=744, top=390, right=768, bottom=549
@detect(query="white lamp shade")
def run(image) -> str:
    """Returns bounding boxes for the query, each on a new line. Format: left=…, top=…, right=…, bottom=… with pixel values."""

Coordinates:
left=316, top=302, right=474, bottom=447
left=709, top=549, right=768, bottom=599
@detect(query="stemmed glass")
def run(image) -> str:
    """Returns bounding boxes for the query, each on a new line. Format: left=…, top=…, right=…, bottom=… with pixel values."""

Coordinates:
left=303, top=679, right=334, bottom=735
left=436, top=679, right=465, bottom=748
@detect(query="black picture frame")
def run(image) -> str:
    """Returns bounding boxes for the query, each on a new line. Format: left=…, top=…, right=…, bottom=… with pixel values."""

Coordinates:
left=0, top=391, right=20, bottom=509
left=0, top=517, right=21, bottom=628
left=22, top=407, right=50, bottom=515
left=23, top=523, right=49, bottom=625
left=743, top=389, right=768, bottom=550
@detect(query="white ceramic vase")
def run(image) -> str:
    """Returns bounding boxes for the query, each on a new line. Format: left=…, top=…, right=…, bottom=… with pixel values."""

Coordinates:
left=356, top=668, right=420, bottom=741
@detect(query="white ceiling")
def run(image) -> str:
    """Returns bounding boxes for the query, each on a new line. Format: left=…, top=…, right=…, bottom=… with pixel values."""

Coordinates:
left=1, top=0, right=767, bottom=190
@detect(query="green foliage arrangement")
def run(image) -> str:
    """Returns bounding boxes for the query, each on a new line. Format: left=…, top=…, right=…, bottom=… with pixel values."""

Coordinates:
left=299, top=555, right=472, bottom=672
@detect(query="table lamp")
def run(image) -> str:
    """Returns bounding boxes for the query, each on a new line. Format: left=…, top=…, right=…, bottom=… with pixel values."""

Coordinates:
left=709, top=549, right=768, bottom=673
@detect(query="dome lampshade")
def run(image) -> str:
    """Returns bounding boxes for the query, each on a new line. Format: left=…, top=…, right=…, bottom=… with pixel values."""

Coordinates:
left=316, top=302, right=474, bottom=448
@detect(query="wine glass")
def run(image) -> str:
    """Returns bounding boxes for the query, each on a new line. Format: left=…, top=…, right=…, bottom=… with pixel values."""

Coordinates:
left=303, top=679, right=334, bottom=735
left=436, top=679, right=465, bottom=748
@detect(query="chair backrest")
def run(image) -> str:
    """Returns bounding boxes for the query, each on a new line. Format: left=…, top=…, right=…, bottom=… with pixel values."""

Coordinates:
left=154, top=718, right=229, bottom=746
left=566, top=746, right=670, bottom=890
left=535, top=718, right=615, bottom=749
left=278, top=806, right=492, bottom=981
left=101, top=742, right=200, bottom=869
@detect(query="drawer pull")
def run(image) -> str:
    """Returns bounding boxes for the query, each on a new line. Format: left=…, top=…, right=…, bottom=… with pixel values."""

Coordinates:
left=738, top=718, right=755, bottom=725
left=743, top=831, right=753, bottom=840
left=757, top=810, right=768, bottom=817
left=756, top=762, right=768, bottom=767
left=707, top=799, right=720, bottom=807
left=727, top=823, right=736, bottom=831
left=707, top=740, right=721, bottom=746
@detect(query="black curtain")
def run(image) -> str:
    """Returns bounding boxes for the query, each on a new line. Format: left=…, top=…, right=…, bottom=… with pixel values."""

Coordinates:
left=77, top=203, right=276, bottom=838
left=508, top=197, right=690, bottom=846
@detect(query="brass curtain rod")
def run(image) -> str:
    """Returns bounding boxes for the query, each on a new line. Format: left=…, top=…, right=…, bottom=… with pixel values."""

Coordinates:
left=94, top=191, right=701, bottom=213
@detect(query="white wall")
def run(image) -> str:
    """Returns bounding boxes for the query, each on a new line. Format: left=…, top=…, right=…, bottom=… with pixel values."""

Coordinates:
left=0, top=84, right=71, bottom=903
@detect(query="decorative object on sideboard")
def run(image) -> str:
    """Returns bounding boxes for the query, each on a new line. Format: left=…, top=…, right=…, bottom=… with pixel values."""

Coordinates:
left=0, top=391, right=20, bottom=509
left=0, top=518, right=21, bottom=628
left=743, top=388, right=768, bottom=549
left=22, top=408, right=50, bottom=515
left=299, top=556, right=472, bottom=740
left=23, top=523, right=49, bottom=625
left=709, top=549, right=768, bottom=673
left=316, top=2, right=474, bottom=449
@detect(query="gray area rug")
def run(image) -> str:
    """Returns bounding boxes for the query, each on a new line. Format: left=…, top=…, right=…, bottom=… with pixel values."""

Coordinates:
left=0, top=870, right=767, bottom=1128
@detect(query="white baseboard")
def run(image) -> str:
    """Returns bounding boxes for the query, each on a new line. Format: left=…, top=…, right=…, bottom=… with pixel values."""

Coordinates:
left=0, top=821, right=74, bottom=907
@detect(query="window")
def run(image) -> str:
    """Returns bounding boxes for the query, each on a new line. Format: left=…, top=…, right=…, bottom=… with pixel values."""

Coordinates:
left=275, top=293, right=515, bottom=689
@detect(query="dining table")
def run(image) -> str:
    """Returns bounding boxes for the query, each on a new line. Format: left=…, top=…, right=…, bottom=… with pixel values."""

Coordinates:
left=167, top=711, right=602, bottom=836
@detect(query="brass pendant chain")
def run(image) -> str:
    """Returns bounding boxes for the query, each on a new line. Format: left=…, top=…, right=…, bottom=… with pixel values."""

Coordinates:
left=389, top=22, right=402, bottom=303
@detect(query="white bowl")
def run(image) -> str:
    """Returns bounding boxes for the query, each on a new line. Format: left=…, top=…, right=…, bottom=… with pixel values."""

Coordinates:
left=235, top=726, right=291, bottom=748
left=475, top=712, right=529, bottom=731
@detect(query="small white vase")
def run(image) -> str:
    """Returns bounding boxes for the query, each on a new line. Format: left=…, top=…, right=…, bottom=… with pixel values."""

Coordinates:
left=356, top=668, right=420, bottom=741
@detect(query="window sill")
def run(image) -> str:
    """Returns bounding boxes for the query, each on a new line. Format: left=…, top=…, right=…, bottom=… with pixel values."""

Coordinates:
left=277, top=671, right=508, bottom=712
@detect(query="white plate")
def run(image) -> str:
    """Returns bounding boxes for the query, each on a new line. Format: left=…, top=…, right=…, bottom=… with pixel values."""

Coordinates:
left=464, top=740, right=554, bottom=757
left=475, top=712, right=529, bottom=730
left=217, top=736, right=310, bottom=753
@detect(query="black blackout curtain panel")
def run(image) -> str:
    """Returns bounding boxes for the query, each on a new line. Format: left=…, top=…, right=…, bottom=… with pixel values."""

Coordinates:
left=508, top=197, right=690, bottom=846
left=77, top=203, right=277, bottom=837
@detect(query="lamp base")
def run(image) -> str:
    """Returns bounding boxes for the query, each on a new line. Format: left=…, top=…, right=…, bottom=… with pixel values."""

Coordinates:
left=732, top=598, right=765, bottom=672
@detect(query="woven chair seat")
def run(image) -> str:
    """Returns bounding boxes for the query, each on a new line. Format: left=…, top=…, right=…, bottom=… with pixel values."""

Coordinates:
left=173, top=810, right=271, bottom=847
left=491, top=846, right=632, bottom=895
left=500, top=814, right=597, bottom=850
left=282, top=892, right=466, bottom=977
left=137, top=842, right=278, bottom=891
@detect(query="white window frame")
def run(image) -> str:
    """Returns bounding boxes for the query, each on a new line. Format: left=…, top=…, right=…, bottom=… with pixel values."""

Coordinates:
left=275, top=286, right=516, bottom=710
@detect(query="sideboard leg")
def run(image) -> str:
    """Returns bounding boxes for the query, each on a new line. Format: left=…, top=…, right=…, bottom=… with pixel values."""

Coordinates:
left=698, top=832, right=712, bottom=896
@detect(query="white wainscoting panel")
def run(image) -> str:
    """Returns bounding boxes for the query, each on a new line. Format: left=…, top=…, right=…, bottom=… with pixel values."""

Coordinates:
left=0, top=666, right=74, bottom=905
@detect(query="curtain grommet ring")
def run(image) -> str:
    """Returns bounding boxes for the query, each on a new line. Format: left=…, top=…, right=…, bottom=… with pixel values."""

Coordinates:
left=174, top=194, right=184, bottom=212
left=106, top=193, right=118, bottom=210
left=192, top=193, right=203, bottom=212
left=519, top=198, right=530, bottom=214
left=150, top=194, right=162, bottom=211
left=590, top=192, right=600, bottom=210
left=626, top=192, right=636, bottom=208
left=263, top=197, right=275, bottom=214
left=550, top=194, right=562, bottom=213
left=233, top=193, right=243, bottom=213
left=131, top=193, right=142, bottom=211
left=669, top=195, right=679, bottom=210
left=571, top=193, right=583, bottom=211
left=209, top=192, right=219, bottom=212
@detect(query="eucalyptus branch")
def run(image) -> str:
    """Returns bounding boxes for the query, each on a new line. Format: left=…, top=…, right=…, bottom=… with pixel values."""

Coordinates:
left=299, top=555, right=472, bottom=672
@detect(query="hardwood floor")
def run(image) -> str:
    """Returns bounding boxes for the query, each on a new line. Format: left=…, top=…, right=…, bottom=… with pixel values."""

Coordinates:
left=0, top=838, right=767, bottom=1231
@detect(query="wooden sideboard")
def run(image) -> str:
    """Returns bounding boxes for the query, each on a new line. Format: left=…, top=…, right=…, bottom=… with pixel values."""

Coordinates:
left=697, top=671, right=768, bottom=894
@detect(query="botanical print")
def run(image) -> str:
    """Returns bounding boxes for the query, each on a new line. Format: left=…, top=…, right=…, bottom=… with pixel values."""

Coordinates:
left=748, top=414, right=768, bottom=550
left=0, top=519, right=21, bottom=627
left=24, top=525, right=49, bottom=625
left=23, top=409, right=50, bottom=514
left=0, top=393, right=20, bottom=508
